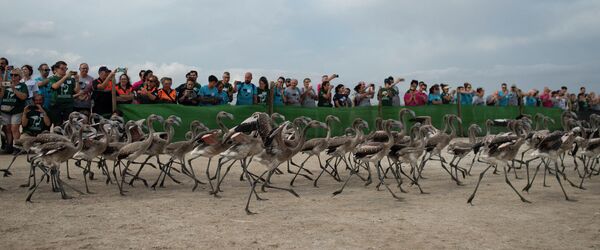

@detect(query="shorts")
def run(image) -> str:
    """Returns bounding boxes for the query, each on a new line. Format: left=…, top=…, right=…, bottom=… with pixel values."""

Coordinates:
left=1, top=112, right=22, bottom=125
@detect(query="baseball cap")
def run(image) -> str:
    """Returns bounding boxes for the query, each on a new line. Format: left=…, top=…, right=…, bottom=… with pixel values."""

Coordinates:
left=98, top=66, right=111, bottom=73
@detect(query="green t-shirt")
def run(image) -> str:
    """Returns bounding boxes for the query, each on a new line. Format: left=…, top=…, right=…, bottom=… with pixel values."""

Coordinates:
left=379, top=87, right=397, bottom=106
left=318, top=88, right=332, bottom=107
left=23, top=108, right=49, bottom=136
left=48, top=75, right=77, bottom=105
left=1, top=82, right=29, bottom=114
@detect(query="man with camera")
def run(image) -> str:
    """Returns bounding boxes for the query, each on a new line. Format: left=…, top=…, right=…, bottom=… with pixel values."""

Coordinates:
left=21, top=94, right=51, bottom=138
left=199, top=75, right=221, bottom=106
left=48, top=61, right=80, bottom=126
left=353, top=81, right=375, bottom=107
left=92, top=66, right=118, bottom=116
left=300, top=78, right=318, bottom=107
left=0, top=68, right=29, bottom=153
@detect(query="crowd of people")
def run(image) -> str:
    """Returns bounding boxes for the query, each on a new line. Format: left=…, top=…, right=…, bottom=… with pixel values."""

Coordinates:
left=0, top=57, right=598, bottom=152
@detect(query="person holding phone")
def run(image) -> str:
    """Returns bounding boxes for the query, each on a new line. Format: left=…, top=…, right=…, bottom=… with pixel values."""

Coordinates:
left=300, top=78, right=317, bottom=107
left=198, top=75, right=220, bottom=106
left=73, top=63, right=94, bottom=115
left=48, top=61, right=80, bottom=126
left=318, top=81, right=333, bottom=107
left=35, top=63, right=52, bottom=109
left=0, top=68, right=29, bottom=153
left=21, top=94, right=51, bottom=138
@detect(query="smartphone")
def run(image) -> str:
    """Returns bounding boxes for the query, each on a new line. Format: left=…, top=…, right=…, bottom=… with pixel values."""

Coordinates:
left=70, top=71, right=78, bottom=75
left=116, top=67, right=126, bottom=73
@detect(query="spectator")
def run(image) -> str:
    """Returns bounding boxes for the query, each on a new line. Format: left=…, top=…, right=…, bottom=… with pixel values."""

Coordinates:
left=387, top=76, right=404, bottom=106
left=21, top=94, right=51, bottom=138
left=497, top=83, right=509, bottom=106
left=273, top=77, right=285, bottom=106
left=524, top=89, right=539, bottom=107
left=217, top=81, right=229, bottom=105
left=0, top=57, right=10, bottom=82
left=344, top=87, right=353, bottom=107
left=333, top=84, right=349, bottom=107
left=300, top=78, right=317, bottom=107
left=137, top=75, right=159, bottom=104
left=579, top=87, right=586, bottom=98
left=440, top=84, right=455, bottom=104
left=284, top=78, right=301, bottom=106
left=507, top=84, right=520, bottom=106
left=472, top=87, right=485, bottom=106
left=427, top=84, right=442, bottom=105
left=256, top=77, right=269, bottom=104
left=0, top=68, right=28, bottom=153
left=35, top=63, right=52, bottom=109
left=404, top=80, right=420, bottom=106
left=115, top=74, right=134, bottom=104
left=176, top=70, right=201, bottom=97
left=285, top=78, right=291, bottom=88
left=20, top=64, right=39, bottom=106
left=132, top=70, right=145, bottom=90
left=378, top=79, right=397, bottom=106
left=486, top=91, right=499, bottom=106
left=459, top=82, right=475, bottom=105
left=198, top=75, right=220, bottom=106
left=577, top=93, right=589, bottom=111
left=416, top=82, right=428, bottom=105
left=73, top=63, right=94, bottom=115
left=92, top=66, right=115, bottom=116
left=219, top=71, right=234, bottom=103
left=318, top=81, right=333, bottom=107
left=234, top=72, right=257, bottom=105
left=48, top=61, right=80, bottom=125
left=177, top=79, right=200, bottom=106
left=539, top=87, right=553, bottom=107
left=589, top=92, right=600, bottom=111
left=353, top=82, right=374, bottom=107
left=551, top=91, right=568, bottom=110
left=157, top=77, right=177, bottom=104
left=133, top=70, right=153, bottom=91
left=560, top=86, right=568, bottom=96
left=568, top=93, right=578, bottom=111
left=317, top=74, right=338, bottom=93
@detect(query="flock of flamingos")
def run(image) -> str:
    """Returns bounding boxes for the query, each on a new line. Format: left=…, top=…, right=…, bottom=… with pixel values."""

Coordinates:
left=0, top=109, right=598, bottom=214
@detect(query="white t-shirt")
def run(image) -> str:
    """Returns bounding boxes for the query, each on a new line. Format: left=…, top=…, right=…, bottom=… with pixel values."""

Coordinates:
left=22, top=78, right=39, bottom=97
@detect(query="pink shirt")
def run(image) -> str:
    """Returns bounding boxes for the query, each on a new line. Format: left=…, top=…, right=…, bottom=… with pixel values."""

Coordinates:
left=404, top=91, right=419, bottom=106
left=416, top=92, right=428, bottom=105
left=539, top=92, right=553, bottom=107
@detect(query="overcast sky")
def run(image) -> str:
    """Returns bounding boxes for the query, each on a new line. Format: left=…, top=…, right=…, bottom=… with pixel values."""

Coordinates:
left=2, top=0, right=599, bottom=93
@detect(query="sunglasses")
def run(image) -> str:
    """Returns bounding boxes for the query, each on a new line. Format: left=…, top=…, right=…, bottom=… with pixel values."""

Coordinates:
left=41, top=69, right=50, bottom=72
left=10, top=74, right=20, bottom=77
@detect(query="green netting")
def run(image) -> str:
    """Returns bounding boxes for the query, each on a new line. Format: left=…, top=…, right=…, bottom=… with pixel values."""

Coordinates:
left=119, top=104, right=563, bottom=142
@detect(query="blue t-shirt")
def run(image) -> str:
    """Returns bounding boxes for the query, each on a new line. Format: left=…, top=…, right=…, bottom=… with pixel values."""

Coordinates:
left=236, top=82, right=256, bottom=105
left=199, top=85, right=219, bottom=106
left=460, top=92, right=474, bottom=105
left=219, top=91, right=229, bottom=105
left=35, top=77, right=52, bottom=109
left=525, top=96, right=538, bottom=106
left=498, top=90, right=509, bottom=106
left=273, top=86, right=284, bottom=106
left=428, top=93, right=442, bottom=104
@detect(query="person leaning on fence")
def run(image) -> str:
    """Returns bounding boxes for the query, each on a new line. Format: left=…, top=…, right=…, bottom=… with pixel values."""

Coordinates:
left=524, top=89, right=539, bottom=107
left=115, top=74, right=134, bottom=104
left=0, top=68, right=29, bottom=153
left=35, top=63, right=52, bottom=109
left=176, top=70, right=201, bottom=97
left=472, top=87, right=485, bottom=106
left=497, top=83, right=510, bottom=106
left=353, top=82, right=374, bottom=107
left=92, top=66, right=115, bottom=116
left=378, top=79, right=398, bottom=106
left=300, top=78, right=317, bottom=107
left=132, top=70, right=145, bottom=91
left=507, top=84, right=520, bottom=106
left=133, top=70, right=153, bottom=91
left=157, top=77, right=177, bottom=104
left=284, top=79, right=301, bottom=106
left=256, top=77, right=269, bottom=104
left=216, top=81, right=229, bottom=105
left=137, top=75, right=159, bottom=104
left=234, top=72, right=257, bottom=105
left=318, top=81, right=333, bottom=107
left=21, top=94, right=51, bottom=138
left=20, top=65, right=39, bottom=106
left=48, top=61, right=80, bottom=126
left=404, top=80, right=424, bottom=106
left=178, top=79, right=200, bottom=106
left=198, top=75, right=220, bottom=106
left=427, top=84, right=442, bottom=105
left=440, top=84, right=455, bottom=104
left=458, top=82, right=475, bottom=105
left=219, top=71, right=234, bottom=103
left=273, top=77, right=285, bottom=106
left=73, top=63, right=94, bottom=115
left=486, top=91, right=499, bottom=106
left=334, top=84, right=350, bottom=107
left=539, top=87, right=553, bottom=107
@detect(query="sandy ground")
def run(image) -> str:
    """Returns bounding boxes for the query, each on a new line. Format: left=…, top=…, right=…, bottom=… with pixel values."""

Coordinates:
left=1, top=141, right=600, bottom=250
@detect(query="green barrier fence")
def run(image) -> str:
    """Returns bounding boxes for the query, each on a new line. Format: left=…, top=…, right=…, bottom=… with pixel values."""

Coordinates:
left=119, top=104, right=563, bottom=142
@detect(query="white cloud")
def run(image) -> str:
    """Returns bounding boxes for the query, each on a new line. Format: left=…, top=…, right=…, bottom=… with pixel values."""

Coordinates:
left=5, top=48, right=82, bottom=65
left=17, top=20, right=55, bottom=37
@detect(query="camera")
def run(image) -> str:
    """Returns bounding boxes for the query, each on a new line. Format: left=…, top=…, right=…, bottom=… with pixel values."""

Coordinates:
left=115, top=67, right=126, bottom=73
left=334, top=74, right=339, bottom=78
left=69, top=71, right=77, bottom=75
left=1, top=81, right=11, bottom=87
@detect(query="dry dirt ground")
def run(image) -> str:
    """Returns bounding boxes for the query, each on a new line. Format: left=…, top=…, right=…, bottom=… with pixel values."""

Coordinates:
left=1, top=143, right=599, bottom=249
